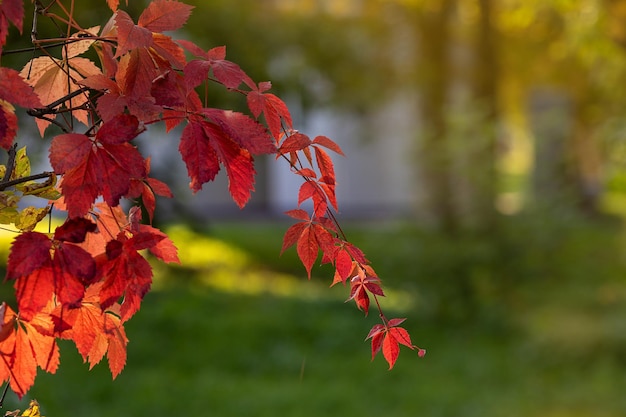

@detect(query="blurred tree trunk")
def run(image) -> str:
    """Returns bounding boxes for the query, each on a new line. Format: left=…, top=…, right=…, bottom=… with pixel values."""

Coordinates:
left=528, top=89, right=575, bottom=209
left=571, top=99, right=603, bottom=215
left=414, top=0, right=457, bottom=234
left=466, top=0, right=499, bottom=233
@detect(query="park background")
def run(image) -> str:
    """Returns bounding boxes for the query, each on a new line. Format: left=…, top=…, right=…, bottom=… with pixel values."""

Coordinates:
left=3, top=0, right=626, bottom=415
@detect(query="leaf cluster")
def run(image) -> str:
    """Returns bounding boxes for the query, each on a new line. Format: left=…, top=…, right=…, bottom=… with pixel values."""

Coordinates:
left=0, top=0, right=422, bottom=400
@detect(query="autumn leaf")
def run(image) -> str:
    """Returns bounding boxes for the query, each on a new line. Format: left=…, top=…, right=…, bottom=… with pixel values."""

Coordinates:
left=97, top=231, right=163, bottom=322
left=281, top=211, right=335, bottom=278
left=114, top=11, right=153, bottom=58
left=137, top=0, right=194, bottom=33
left=80, top=52, right=163, bottom=121
left=0, top=303, right=59, bottom=399
left=7, top=230, right=96, bottom=319
left=179, top=118, right=257, bottom=207
left=0, top=68, right=41, bottom=109
left=366, top=318, right=425, bottom=370
left=247, top=81, right=293, bottom=141
left=0, top=68, right=41, bottom=148
left=0, top=0, right=23, bottom=55
left=49, top=115, right=146, bottom=218
left=53, top=284, right=105, bottom=361
left=183, top=45, right=254, bottom=90
left=20, top=33, right=102, bottom=135
left=202, top=109, right=276, bottom=155
left=347, top=268, right=384, bottom=315
left=54, top=283, right=128, bottom=378
left=88, top=310, right=127, bottom=378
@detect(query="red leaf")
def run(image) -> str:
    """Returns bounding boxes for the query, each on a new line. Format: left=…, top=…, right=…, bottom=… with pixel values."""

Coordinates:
left=54, top=218, right=97, bottom=244
left=97, top=233, right=155, bottom=322
left=20, top=309, right=60, bottom=374
left=0, top=101, right=17, bottom=149
left=95, top=114, right=142, bottom=144
left=203, top=109, right=276, bottom=155
left=137, top=224, right=180, bottom=264
left=114, top=11, right=153, bottom=58
left=382, top=331, right=400, bottom=369
left=365, top=319, right=422, bottom=370
left=202, top=122, right=256, bottom=208
left=285, top=209, right=310, bottom=221
left=179, top=120, right=221, bottom=192
left=138, top=0, right=194, bottom=33
left=247, top=86, right=292, bottom=140
left=0, top=0, right=24, bottom=55
left=6, top=232, right=51, bottom=280
left=184, top=51, right=252, bottom=90
left=54, top=285, right=105, bottom=360
left=50, top=128, right=146, bottom=218
left=335, top=248, right=353, bottom=282
left=312, top=135, right=345, bottom=156
left=297, top=225, right=318, bottom=278
left=0, top=68, right=41, bottom=108
left=281, top=222, right=307, bottom=255
left=348, top=271, right=384, bottom=315
left=295, top=168, right=317, bottom=178
left=278, top=132, right=311, bottom=155
left=101, top=312, right=128, bottom=378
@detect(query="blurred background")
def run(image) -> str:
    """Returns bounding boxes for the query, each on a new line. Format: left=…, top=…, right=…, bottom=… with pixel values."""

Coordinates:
left=5, top=0, right=626, bottom=415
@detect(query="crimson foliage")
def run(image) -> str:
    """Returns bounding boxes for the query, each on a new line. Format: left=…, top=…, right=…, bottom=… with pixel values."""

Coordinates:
left=0, top=0, right=424, bottom=399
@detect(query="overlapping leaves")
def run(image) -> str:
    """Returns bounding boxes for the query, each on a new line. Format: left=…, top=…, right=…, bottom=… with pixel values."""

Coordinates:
left=0, top=0, right=421, bottom=401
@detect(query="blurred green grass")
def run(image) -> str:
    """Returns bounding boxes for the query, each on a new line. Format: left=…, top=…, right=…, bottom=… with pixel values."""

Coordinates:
left=1, top=217, right=626, bottom=416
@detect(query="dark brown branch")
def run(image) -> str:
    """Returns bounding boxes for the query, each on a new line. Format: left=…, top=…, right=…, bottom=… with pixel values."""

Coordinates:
left=1, top=144, right=17, bottom=184
left=0, top=172, right=55, bottom=192
left=27, top=86, right=91, bottom=117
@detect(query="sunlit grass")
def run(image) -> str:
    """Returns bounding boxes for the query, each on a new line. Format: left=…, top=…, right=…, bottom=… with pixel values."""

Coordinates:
left=161, top=224, right=415, bottom=311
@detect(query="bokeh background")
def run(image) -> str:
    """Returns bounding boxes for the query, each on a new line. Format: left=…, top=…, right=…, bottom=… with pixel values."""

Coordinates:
left=4, top=0, right=626, bottom=415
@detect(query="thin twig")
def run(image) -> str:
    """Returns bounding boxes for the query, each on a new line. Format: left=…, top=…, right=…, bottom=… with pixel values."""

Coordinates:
left=1, top=144, right=17, bottom=184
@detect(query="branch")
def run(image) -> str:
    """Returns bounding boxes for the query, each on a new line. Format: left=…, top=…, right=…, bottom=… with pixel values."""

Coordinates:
left=27, top=86, right=91, bottom=117
left=0, top=172, right=55, bottom=192
left=1, top=144, right=17, bottom=184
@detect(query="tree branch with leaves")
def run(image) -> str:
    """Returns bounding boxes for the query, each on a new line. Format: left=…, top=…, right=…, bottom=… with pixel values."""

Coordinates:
left=0, top=0, right=423, bottom=400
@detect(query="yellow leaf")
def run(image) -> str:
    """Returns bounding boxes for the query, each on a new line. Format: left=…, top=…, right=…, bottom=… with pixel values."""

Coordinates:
left=21, top=399, right=43, bottom=417
left=12, top=146, right=30, bottom=180
left=15, top=206, right=50, bottom=232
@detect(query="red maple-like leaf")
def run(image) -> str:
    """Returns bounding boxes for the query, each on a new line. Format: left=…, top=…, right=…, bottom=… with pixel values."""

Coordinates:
left=179, top=118, right=256, bottom=207
left=54, top=283, right=128, bottom=378
left=20, top=29, right=102, bottom=135
left=97, top=230, right=164, bottom=322
left=281, top=210, right=335, bottom=278
left=0, top=68, right=41, bottom=109
left=0, top=0, right=23, bottom=55
left=247, top=81, right=293, bottom=141
left=183, top=45, right=254, bottom=90
left=0, top=68, right=41, bottom=148
left=138, top=0, right=194, bottom=33
left=0, top=303, right=60, bottom=399
left=6, top=227, right=97, bottom=319
left=202, top=109, right=276, bottom=155
left=114, top=11, right=153, bottom=58
left=53, top=283, right=106, bottom=361
left=49, top=114, right=146, bottom=218
left=347, top=266, right=384, bottom=315
left=366, top=318, right=425, bottom=370
left=88, top=308, right=128, bottom=378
